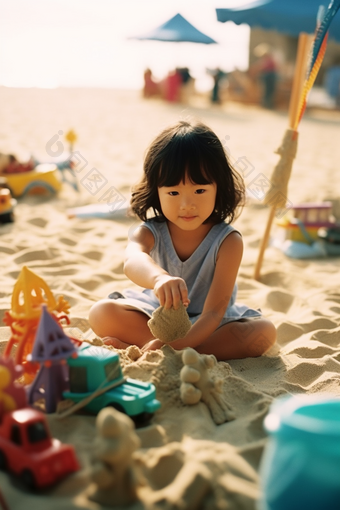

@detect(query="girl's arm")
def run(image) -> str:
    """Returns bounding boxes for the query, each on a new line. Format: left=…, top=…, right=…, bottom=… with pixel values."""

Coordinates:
left=124, top=226, right=189, bottom=309
left=149, top=232, right=243, bottom=350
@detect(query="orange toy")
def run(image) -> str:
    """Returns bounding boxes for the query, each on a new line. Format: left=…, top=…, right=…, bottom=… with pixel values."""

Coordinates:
left=3, top=266, right=70, bottom=382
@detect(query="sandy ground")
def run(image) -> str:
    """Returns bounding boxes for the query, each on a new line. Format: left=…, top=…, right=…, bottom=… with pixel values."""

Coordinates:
left=0, top=87, right=340, bottom=509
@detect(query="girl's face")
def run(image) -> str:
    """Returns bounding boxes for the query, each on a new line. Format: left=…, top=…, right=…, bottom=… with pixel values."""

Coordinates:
left=158, top=178, right=217, bottom=230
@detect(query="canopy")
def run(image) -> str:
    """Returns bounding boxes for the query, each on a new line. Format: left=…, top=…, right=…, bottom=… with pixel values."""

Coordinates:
left=131, top=13, right=217, bottom=44
left=216, top=0, right=340, bottom=42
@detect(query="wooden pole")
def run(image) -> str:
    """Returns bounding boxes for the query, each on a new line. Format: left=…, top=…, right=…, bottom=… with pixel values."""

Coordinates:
left=253, top=32, right=311, bottom=281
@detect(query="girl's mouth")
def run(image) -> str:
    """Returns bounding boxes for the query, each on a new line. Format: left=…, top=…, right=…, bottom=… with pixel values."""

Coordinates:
left=180, top=216, right=197, bottom=221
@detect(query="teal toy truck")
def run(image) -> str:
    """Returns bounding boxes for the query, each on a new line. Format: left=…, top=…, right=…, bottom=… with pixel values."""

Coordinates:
left=63, top=344, right=161, bottom=420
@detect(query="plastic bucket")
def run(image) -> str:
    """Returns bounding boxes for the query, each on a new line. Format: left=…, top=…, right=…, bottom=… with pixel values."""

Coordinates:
left=258, top=394, right=340, bottom=510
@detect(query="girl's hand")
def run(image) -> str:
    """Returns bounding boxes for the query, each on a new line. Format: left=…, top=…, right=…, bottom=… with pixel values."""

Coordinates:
left=142, top=339, right=164, bottom=351
left=154, top=275, right=190, bottom=309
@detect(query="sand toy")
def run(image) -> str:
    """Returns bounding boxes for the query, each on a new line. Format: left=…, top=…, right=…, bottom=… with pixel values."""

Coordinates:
left=275, top=202, right=335, bottom=243
left=259, top=394, right=340, bottom=510
left=61, top=344, right=160, bottom=421
left=27, top=306, right=78, bottom=413
left=3, top=266, right=70, bottom=381
left=0, top=188, right=16, bottom=224
left=0, top=407, right=79, bottom=489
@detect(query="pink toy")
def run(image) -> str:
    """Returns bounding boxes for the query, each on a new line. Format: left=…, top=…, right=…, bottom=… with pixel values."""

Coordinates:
left=0, top=407, right=79, bottom=489
left=27, top=305, right=78, bottom=413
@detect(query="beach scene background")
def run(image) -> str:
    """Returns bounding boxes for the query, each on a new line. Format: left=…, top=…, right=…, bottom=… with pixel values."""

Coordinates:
left=1, top=1, right=340, bottom=509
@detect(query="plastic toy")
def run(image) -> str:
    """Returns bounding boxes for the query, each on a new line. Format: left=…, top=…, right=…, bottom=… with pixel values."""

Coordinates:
left=180, top=348, right=235, bottom=424
left=0, top=407, right=79, bottom=489
left=65, top=129, right=77, bottom=152
left=276, top=202, right=335, bottom=243
left=3, top=266, right=71, bottom=381
left=259, top=394, right=340, bottom=510
left=62, top=344, right=161, bottom=420
left=0, top=188, right=16, bottom=224
left=88, top=407, right=141, bottom=507
left=0, top=357, right=26, bottom=418
left=27, top=306, right=78, bottom=413
left=3, top=163, right=63, bottom=198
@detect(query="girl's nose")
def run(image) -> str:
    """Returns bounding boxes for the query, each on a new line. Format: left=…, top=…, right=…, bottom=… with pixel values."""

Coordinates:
left=180, top=196, right=195, bottom=209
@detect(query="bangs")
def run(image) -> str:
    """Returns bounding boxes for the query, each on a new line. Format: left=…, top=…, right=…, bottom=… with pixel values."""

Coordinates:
left=156, top=134, right=215, bottom=187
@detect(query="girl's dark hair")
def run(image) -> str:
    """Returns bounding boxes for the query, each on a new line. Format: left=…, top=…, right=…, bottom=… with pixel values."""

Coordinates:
left=131, top=120, right=245, bottom=224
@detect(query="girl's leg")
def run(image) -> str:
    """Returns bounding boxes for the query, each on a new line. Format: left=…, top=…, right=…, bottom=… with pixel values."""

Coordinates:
left=196, top=318, right=276, bottom=361
left=88, top=299, right=154, bottom=348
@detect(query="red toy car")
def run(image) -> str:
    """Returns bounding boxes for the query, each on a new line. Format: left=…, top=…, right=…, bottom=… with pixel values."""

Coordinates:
left=0, top=407, right=79, bottom=489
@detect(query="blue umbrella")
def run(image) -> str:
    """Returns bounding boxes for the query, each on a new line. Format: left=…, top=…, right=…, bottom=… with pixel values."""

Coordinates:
left=216, top=0, right=340, bottom=42
left=131, top=13, right=217, bottom=44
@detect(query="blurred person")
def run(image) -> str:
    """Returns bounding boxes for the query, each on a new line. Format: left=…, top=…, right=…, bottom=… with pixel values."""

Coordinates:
left=176, top=67, right=195, bottom=103
left=207, top=68, right=226, bottom=104
left=143, top=68, right=160, bottom=98
left=251, top=44, right=278, bottom=109
left=162, top=69, right=182, bottom=102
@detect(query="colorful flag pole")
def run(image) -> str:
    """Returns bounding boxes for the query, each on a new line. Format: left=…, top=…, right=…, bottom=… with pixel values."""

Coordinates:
left=254, top=0, right=340, bottom=280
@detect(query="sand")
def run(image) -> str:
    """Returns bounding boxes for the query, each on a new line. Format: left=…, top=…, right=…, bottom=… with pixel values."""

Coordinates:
left=0, top=87, right=340, bottom=509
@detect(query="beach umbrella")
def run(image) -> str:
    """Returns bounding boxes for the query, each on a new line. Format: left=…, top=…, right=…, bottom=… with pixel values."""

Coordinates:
left=216, top=0, right=340, bottom=42
left=131, top=13, right=217, bottom=44
left=217, top=0, right=340, bottom=279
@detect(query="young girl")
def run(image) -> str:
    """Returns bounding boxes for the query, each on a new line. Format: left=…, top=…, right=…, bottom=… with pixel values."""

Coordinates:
left=89, top=120, right=276, bottom=360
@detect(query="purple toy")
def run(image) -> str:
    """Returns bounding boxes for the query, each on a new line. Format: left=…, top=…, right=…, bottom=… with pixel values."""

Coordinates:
left=27, top=305, right=78, bottom=413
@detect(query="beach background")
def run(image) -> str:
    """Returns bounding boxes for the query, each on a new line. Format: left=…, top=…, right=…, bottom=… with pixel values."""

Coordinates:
left=1, top=1, right=340, bottom=509
left=1, top=86, right=340, bottom=510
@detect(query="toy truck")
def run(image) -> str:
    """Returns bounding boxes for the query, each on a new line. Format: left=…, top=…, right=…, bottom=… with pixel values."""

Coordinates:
left=63, top=344, right=161, bottom=420
left=0, top=407, right=79, bottom=489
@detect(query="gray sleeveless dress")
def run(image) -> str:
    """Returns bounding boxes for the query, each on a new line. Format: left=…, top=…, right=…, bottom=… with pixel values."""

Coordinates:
left=114, top=219, right=261, bottom=328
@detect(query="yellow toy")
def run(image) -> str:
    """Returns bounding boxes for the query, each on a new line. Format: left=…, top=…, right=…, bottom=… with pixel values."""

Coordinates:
left=3, top=163, right=62, bottom=198
left=65, top=129, right=78, bottom=152
left=3, top=266, right=70, bottom=381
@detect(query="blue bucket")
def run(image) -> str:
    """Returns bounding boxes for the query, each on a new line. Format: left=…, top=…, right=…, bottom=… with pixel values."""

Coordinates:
left=258, top=394, right=340, bottom=510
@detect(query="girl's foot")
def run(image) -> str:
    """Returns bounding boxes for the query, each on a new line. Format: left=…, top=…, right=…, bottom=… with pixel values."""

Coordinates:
left=102, top=337, right=131, bottom=349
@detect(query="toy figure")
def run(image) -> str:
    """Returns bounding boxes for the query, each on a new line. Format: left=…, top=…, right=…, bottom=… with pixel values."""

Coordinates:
left=88, top=407, right=141, bottom=507
left=27, top=305, right=78, bottom=413
left=3, top=266, right=70, bottom=381
left=180, top=348, right=235, bottom=424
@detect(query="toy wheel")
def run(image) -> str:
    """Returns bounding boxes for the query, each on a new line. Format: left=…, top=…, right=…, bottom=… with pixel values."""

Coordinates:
left=0, top=450, right=7, bottom=470
left=23, top=181, right=57, bottom=196
left=107, top=403, right=125, bottom=414
left=132, top=412, right=154, bottom=428
left=20, top=469, right=36, bottom=490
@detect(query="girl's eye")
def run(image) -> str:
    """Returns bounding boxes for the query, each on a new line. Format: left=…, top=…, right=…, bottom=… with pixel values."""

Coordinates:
left=195, top=189, right=206, bottom=194
left=169, top=191, right=179, bottom=196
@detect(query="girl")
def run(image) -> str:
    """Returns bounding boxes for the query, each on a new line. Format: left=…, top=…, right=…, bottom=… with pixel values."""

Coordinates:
left=89, top=120, right=276, bottom=360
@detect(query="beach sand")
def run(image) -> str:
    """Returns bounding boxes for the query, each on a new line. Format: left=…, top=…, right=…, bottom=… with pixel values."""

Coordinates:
left=0, top=87, right=340, bottom=509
